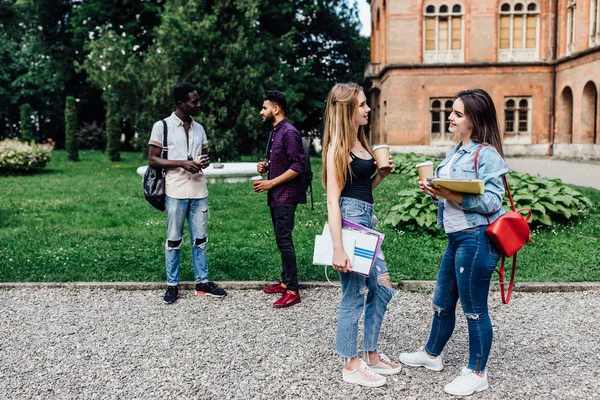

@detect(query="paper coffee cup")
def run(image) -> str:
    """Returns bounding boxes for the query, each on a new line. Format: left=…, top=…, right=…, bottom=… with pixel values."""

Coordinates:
left=372, top=144, right=390, bottom=170
left=415, top=161, right=434, bottom=180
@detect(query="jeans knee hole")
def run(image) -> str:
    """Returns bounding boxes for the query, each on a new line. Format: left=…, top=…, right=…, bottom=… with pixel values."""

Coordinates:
left=194, top=236, right=207, bottom=248
left=167, top=238, right=183, bottom=250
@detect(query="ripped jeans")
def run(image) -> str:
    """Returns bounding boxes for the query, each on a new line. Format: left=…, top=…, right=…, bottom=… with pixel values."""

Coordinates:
left=165, top=196, right=209, bottom=286
left=425, top=225, right=501, bottom=372
left=335, top=197, right=396, bottom=359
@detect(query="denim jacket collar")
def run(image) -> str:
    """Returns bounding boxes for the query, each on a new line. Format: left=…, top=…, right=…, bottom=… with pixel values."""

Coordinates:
left=446, top=140, right=482, bottom=158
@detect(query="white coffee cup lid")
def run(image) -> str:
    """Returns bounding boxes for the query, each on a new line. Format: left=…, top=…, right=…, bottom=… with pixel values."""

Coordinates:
left=251, top=175, right=263, bottom=181
left=415, top=161, right=434, bottom=167
left=372, top=144, right=390, bottom=150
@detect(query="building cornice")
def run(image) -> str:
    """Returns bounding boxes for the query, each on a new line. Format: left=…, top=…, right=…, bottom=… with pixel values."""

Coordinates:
left=367, top=47, right=600, bottom=80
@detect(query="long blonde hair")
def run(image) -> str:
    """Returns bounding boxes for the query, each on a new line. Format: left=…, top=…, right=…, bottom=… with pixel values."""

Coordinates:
left=321, top=82, right=373, bottom=189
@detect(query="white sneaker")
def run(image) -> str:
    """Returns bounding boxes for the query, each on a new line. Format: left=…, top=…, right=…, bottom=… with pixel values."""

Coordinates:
left=444, top=367, right=489, bottom=396
left=342, top=360, right=387, bottom=387
left=398, top=346, right=444, bottom=371
left=364, top=352, right=402, bottom=375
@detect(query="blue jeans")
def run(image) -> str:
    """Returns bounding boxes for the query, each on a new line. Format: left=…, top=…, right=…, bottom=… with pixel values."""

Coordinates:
left=335, top=197, right=396, bottom=358
left=425, top=225, right=501, bottom=372
left=165, top=196, right=209, bottom=286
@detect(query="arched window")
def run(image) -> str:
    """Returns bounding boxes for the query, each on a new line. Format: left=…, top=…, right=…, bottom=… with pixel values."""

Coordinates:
left=499, top=1, right=539, bottom=61
left=504, top=97, right=531, bottom=136
left=566, top=0, right=576, bottom=55
left=589, top=0, right=599, bottom=47
left=424, top=4, right=464, bottom=63
left=430, top=98, right=454, bottom=138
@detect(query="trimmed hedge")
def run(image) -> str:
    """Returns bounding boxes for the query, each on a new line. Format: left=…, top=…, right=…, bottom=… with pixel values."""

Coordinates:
left=0, top=139, right=52, bottom=173
left=19, top=103, right=34, bottom=142
left=65, top=96, right=79, bottom=161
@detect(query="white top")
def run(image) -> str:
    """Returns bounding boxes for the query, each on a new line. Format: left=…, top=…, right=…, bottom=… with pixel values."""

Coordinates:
left=148, top=112, right=208, bottom=199
left=438, top=152, right=469, bottom=233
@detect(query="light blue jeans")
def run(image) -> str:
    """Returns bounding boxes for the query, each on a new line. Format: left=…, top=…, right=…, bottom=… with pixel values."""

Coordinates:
left=165, top=196, right=209, bottom=286
left=335, top=197, right=396, bottom=359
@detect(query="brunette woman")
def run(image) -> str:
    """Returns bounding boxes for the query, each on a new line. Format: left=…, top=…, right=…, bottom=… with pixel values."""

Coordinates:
left=399, top=89, right=509, bottom=396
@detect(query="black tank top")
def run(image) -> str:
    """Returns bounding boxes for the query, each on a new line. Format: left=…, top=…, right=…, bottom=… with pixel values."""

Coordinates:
left=340, top=153, right=376, bottom=204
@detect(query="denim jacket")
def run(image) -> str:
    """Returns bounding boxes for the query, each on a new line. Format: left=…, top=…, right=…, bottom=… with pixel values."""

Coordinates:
left=434, top=141, right=509, bottom=230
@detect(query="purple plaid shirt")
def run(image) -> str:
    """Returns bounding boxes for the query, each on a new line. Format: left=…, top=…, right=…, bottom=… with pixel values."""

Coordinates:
left=266, top=120, right=306, bottom=207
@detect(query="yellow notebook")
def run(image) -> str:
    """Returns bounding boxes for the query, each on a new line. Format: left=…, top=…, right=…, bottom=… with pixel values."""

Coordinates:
left=432, top=179, right=485, bottom=194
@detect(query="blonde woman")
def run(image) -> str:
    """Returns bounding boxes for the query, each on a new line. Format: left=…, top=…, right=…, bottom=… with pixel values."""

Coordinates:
left=322, top=82, right=400, bottom=387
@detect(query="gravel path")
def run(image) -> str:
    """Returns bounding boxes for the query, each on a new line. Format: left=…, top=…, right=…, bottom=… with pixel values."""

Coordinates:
left=1, top=287, right=599, bottom=400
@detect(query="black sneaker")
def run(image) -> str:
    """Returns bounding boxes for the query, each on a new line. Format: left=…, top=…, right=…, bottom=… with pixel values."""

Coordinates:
left=195, top=281, right=227, bottom=297
left=163, top=285, right=180, bottom=304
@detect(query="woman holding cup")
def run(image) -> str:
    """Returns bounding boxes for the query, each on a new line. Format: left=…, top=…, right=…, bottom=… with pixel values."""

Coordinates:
left=322, top=82, right=400, bottom=388
left=399, top=89, right=509, bottom=396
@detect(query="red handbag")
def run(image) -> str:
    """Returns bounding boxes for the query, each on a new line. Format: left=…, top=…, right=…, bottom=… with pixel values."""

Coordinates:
left=474, top=145, right=532, bottom=304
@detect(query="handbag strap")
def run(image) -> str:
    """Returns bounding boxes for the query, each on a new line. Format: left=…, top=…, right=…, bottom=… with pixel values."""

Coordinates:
left=473, top=144, right=515, bottom=212
left=496, top=255, right=517, bottom=304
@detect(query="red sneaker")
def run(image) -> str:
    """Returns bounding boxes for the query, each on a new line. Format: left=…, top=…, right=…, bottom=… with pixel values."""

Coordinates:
left=263, top=282, right=286, bottom=294
left=272, top=291, right=301, bottom=308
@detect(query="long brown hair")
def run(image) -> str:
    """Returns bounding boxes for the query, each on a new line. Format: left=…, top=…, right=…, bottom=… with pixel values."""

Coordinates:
left=456, top=89, right=505, bottom=157
left=321, top=82, right=373, bottom=189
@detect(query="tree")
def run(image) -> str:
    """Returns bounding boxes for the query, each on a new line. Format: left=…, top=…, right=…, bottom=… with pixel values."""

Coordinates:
left=79, top=0, right=369, bottom=160
left=0, top=1, right=68, bottom=145
left=19, top=103, right=33, bottom=142
left=65, top=96, right=79, bottom=161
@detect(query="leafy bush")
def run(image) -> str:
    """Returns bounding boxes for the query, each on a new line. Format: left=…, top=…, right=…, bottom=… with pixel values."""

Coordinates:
left=385, top=153, right=593, bottom=233
left=383, top=189, right=441, bottom=235
left=506, top=171, right=592, bottom=225
left=392, top=152, right=440, bottom=180
left=0, top=139, right=52, bottom=172
left=78, top=122, right=107, bottom=151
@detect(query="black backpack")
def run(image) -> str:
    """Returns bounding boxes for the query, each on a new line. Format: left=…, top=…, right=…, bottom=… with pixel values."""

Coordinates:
left=143, top=120, right=168, bottom=211
left=301, top=136, right=314, bottom=210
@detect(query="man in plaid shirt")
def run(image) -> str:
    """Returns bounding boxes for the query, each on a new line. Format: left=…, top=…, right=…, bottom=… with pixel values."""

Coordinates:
left=255, top=91, right=306, bottom=308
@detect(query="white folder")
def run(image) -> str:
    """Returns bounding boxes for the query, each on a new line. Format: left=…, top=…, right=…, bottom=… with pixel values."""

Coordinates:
left=313, top=234, right=355, bottom=268
left=313, top=223, right=380, bottom=276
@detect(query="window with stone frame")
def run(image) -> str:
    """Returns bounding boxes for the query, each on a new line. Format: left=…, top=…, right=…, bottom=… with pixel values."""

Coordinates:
left=590, top=0, right=600, bottom=47
left=567, top=0, right=576, bottom=55
left=504, top=98, right=531, bottom=136
left=430, top=99, right=454, bottom=139
left=498, top=2, right=540, bottom=61
left=423, top=4, right=464, bottom=63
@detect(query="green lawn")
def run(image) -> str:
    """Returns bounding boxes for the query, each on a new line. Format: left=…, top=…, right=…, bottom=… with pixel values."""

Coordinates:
left=1, top=151, right=598, bottom=283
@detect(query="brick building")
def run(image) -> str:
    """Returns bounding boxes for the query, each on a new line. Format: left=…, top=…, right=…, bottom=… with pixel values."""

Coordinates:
left=366, top=0, right=600, bottom=159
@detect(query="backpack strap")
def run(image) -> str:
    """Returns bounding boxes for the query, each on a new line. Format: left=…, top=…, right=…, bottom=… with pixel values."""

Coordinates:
left=161, top=120, right=168, bottom=160
left=160, top=120, right=168, bottom=177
